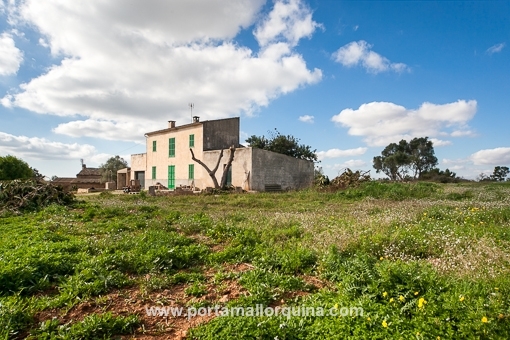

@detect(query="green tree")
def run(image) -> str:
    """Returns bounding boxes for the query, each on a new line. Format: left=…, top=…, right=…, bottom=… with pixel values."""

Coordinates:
left=99, top=156, right=128, bottom=183
left=246, top=129, right=317, bottom=162
left=409, top=137, right=438, bottom=178
left=491, top=166, right=509, bottom=182
left=0, top=155, right=35, bottom=180
left=373, top=137, right=438, bottom=180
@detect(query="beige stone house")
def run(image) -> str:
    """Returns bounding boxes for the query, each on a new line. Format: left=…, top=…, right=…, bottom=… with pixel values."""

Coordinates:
left=118, top=117, right=313, bottom=191
left=52, top=164, right=102, bottom=190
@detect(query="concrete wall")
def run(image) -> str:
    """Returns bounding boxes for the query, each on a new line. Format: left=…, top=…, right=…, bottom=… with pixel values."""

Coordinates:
left=131, top=153, right=146, bottom=172
left=250, top=148, right=314, bottom=191
left=202, top=118, right=239, bottom=151
left=202, top=147, right=252, bottom=190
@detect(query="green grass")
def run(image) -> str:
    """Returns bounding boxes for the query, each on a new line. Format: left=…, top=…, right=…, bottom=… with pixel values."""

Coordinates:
left=1, top=182, right=509, bottom=339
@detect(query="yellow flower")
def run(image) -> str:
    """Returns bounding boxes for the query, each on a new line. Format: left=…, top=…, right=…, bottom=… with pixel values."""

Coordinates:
left=414, top=291, right=419, bottom=296
left=416, top=332, right=420, bottom=336
left=418, top=297, right=427, bottom=308
left=367, top=317, right=371, bottom=321
left=399, top=295, right=405, bottom=302
left=495, top=287, right=499, bottom=290
left=334, top=303, right=338, bottom=309
left=380, top=256, right=384, bottom=260
left=459, top=296, right=465, bottom=302
left=437, top=337, right=441, bottom=340
left=383, top=291, right=388, bottom=297
left=423, top=213, right=427, bottom=216
left=498, top=314, right=504, bottom=319
left=389, top=298, right=394, bottom=303
left=382, top=320, right=388, bottom=328
left=481, top=316, right=488, bottom=323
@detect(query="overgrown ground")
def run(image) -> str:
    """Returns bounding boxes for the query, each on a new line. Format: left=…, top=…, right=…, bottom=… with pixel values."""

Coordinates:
left=1, top=182, right=510, bottom=339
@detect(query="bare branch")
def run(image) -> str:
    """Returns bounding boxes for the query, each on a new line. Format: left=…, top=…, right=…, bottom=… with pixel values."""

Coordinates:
left=220, top=146, right=236, bottom=189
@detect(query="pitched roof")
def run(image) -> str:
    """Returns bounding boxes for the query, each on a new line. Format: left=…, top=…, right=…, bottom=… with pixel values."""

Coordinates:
left=77, top=167, right=102, bottom=177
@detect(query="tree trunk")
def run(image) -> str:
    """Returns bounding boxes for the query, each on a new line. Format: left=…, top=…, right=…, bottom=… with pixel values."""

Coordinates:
left=219, top=146, right=236, bottom=189
left=190, top=148, right=223, bottom=188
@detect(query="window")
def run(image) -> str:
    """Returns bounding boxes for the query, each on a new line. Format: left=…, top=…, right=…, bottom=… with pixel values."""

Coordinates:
left=169, top=137, right=175, bottom=157
left=189, top=134, right=195, bottom=148
left=168, top=165, right=175, bottom=189
left=152, top=140, right=157, bottom=152
left=151, top=166, right=156, bottom=180
left=188, top=164, right=194, bottom=180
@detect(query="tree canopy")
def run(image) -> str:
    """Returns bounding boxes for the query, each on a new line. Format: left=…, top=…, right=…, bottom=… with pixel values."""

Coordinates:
left=0, top=155, right=35, bottom=181
left=99, top=156, right=128, bottom=183
left=246, top=129, right=317, bottom=162
left=373, top=137, right=438, bottom=180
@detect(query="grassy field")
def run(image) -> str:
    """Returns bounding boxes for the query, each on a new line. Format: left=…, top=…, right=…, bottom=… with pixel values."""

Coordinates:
left=1, top=182, right=509, bottom=339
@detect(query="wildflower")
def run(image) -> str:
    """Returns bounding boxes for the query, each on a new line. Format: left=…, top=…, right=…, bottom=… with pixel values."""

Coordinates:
left=380, top=256, right=384, bottom=260
left=495, top=287, right=499, bottom=290
left=459, top=296, right=465, bottom=302
left=481, top=316, right=488, bottom=323
left=414, top=292, right=419, bottom=296
left=437, top=337, right=441, bottom=340
left=498, top=314, right=504, bottom=319
left=399, top=295, right=405, bottom=302
left=367, top=317, right=371, bottom=321
left=389, top=298, right=394, bottom=303
left=418, top=298, right=427, bottom=308
left=382, top=320, right=388, bottom=328
left=334, top=304, right=338, bottom=309
left=383, top=292, right=388, bottom=298
left=423, top=213, right=427, bottom=216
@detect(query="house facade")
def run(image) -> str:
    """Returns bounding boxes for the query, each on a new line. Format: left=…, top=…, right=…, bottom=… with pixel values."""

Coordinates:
left=119, top=117, right=314, bottom=191
left=52, top=164, right=102, bottom=190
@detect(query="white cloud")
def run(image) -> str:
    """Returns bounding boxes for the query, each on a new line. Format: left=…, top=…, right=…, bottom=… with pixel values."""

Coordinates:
left=0, top=32, right=23, bottom=76
left=430, top=138, right=452, bottom=147
left=2, top=0, right=322, bottom=140
left=330, top=159, right=367, bottom=170
left=53, top=119, right=152, bottom=143
left=450, top=129, right=476, bottom=137
left=298, top=114, right=314, bottom=123
left=486, top=43, right=505, bottom=55
left=332, top=40, right=409, bottom=74
left=332, top=100, right=477, bottom=146
left=254, top=0, right=321, bottom=47
left=317, top=147, right=367, bottom=160
left=0, top=131, right=100, bottom=160
left=470, top=147, right=510, bottom=165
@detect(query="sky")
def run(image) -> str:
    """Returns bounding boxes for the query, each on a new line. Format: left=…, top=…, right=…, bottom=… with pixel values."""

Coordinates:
left=0, top=0, right=509, bottom=180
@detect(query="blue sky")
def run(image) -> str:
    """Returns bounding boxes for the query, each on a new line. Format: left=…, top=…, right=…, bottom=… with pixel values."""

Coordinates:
left=0, top=0, right=509, bottom=179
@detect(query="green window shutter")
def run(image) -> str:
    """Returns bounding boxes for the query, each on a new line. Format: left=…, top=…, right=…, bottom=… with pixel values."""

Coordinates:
left=152, top=166, right=156, bottom=180
left=188, top=164, right=194, bottom=180
left=189, top=134, right=195, bottom=147
left=152, top=140, right=157, bottom=152
left=169, top=138, right=175, bottom=157
left=168, top=165, right=175, bottom=189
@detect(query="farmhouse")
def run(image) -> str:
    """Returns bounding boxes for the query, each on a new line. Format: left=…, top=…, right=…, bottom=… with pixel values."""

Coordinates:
left=52, top=164, right=102, bottom=190
left=118, top=117, right=313, bottom=191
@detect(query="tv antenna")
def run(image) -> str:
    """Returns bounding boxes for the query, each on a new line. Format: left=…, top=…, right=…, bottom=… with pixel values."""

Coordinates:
left=188, top=103, right=194, bottom=123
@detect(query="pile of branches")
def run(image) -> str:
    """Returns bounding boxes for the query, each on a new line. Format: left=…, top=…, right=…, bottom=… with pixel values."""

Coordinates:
left=330, top=168, right=371, bottom=189
left=0, top=179, right=75, bottom=213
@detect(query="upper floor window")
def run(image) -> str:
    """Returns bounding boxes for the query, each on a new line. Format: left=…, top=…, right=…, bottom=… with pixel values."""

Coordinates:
left=189, top=134, right=195, bottom=148
left=169, top=137, right=175, bottom=157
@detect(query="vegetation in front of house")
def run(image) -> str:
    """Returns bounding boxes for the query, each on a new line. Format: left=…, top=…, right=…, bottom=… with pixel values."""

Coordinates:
left=1, top=182, right=509, bottom=339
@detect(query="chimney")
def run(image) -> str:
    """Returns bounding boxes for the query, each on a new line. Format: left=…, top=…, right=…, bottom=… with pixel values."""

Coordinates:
left=193, top=116, right=200, bottom=123
left=82, top=164, right=86, bottom=169
left=168, top=120, right=176, bottom=128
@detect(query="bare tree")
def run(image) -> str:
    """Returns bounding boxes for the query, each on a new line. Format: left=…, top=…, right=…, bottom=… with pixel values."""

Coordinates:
left=190, top=146, right=236, bottom=189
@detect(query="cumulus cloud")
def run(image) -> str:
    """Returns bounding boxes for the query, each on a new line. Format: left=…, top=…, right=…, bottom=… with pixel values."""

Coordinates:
left=0, top=131, right=101, bottom=160
left=330, top=159, right=367, bottom=170
left=254, top=0, right=321, bottom=47
left=317, top=147, right=367, bottom=160
left=298, top=115, right=314, bottom=123
left=2, top=0, right=322, bottom=140
left=332, top=40, right=409, bottom=74
left=53, top=119, right=152, bottom=143
left=0, top=32, right=23, bottom=75
left=331, top=100, right=477, bottom=146
left=486, top=43, right=505, bottom=55
left=430, top=138, right=452, bottom=147
left=470, top=147, right=510, bottom=165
